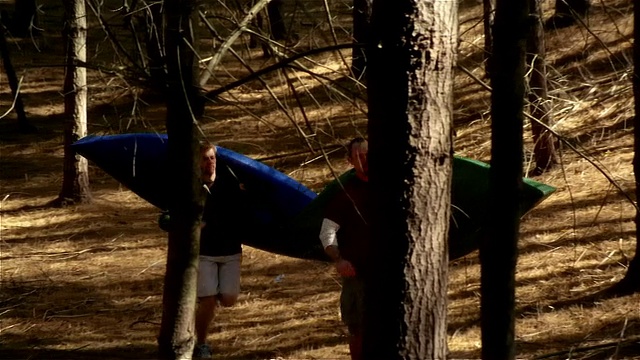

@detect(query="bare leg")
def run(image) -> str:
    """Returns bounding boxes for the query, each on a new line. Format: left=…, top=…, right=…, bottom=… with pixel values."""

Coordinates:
left=349, top=331, right=362, bottom=360
left=195, top=296, right=217, bottom=344
left=218, top=293, right=238, bottom=308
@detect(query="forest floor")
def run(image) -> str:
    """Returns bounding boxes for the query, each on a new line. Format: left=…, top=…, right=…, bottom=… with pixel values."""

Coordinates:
left=1, top=0, right=640, bottom=359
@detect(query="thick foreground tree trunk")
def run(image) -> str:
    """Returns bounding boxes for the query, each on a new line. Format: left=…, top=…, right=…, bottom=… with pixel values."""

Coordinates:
left=54, top=0, right=91, bottom=206
left=611, top=0, right=640, bottom=295
left=481, top=0, right=528, bottom=358
left=365, top=0, right=457, bottom=358
left=157, top=0, right=205, bottom=359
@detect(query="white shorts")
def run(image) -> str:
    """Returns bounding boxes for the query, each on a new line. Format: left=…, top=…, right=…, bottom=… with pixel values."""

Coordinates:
left=197, top=254, right=242, bottom=298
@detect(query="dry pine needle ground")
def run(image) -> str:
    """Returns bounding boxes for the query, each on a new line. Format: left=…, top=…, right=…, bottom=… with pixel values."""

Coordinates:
left=2, top=0, right=640, bottom=359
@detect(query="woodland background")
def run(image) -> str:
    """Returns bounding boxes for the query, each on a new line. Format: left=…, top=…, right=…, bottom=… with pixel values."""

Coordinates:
left=1, top=0, right=640, bottom=359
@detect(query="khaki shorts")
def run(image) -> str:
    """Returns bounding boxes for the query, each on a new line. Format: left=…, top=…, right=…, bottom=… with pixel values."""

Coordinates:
left=340, top=276, right=364, bottom=334
left=197, top=254, right=242, bottom=298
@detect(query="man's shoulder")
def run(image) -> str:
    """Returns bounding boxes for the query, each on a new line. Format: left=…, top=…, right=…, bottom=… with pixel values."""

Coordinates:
left=325, top=176, right=364, bottom=208
left=342, top=176, right=367, bottom=192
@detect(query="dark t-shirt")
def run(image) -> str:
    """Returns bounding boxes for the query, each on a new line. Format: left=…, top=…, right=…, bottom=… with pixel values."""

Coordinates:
left=324, top=176, right=370, bottom=274
left=199, top=166, right=247, bottom=257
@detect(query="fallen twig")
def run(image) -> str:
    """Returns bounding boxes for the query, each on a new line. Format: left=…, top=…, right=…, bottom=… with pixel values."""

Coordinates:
left=533, top=334, right=640, bottom=359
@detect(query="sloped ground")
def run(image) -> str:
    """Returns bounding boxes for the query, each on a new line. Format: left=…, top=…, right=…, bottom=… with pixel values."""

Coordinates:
left=1, top=0, right=640, bottom=359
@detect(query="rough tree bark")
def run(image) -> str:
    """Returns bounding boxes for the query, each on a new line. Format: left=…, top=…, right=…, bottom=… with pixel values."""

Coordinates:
left=156, top=0, right=206, bottom=358
left=611, top=0, right=640, bottom=295
left=365, top=0, right=457, bottom=358
left=480, top=0, right=529, bottom=358
left=526, top=0, right=558, bottom=175
left=53, top=0, right=91, bottom=207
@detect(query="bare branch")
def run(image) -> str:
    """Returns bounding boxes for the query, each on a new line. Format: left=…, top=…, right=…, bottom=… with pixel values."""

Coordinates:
left=203, top=43, right=356, bottom=99
left=198, top=0, right=272, bottom=86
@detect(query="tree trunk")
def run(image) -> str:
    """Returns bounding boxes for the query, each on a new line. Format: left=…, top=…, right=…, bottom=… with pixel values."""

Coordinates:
left=351, top=0, right=372, bottom=81
left=267, top=0, right=286, bottom=40
left=0, top=23, right=35, bottom=133
left=157, top=0, right=205, bottom=358
left=54, top=0, right=91, bottom=207
left=547, top=0, right=590, bottom=28
left=122, top=0, right=148, bottom=75
left=526, top=0, right=558, bottom=175
left=483, top=0, right=495, bottom=78
left=143, top=1, right=167, bottom=89
left=255, top=0, right=288, bottom=58
left=611, top=0, right=640, bottom=295
left=481, top=0, right=528, bottom=358
left=365, top=0, right=457, bottom=358
left=12, top=0, right=37, bottom=38
left=555, top=0, right=589, bottom=19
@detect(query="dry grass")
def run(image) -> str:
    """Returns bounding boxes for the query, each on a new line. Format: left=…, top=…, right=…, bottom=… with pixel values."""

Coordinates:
left=2, top=0, right=640, bottom=359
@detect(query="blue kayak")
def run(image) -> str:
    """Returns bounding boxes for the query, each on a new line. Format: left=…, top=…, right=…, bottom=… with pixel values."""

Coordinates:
left=73, top=133, right=556, bottom=261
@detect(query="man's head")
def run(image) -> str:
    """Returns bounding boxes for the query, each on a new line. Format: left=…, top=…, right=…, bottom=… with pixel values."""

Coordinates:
left=347, top=137, right=368, bottom=182
left=200, top=143, right=217, bottom=184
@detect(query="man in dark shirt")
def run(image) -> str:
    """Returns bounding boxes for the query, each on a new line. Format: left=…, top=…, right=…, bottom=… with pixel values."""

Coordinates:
left=158, top=143, right=250, bottom=359
left=193, top=143, right=247, bottom=359
left=319, top=137, right=369, bottom=360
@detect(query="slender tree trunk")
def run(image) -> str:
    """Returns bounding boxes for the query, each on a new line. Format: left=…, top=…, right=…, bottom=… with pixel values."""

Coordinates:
left=123, top=0, right=148, bottom=74
left=157, top=0, right=205, bottom=358
left=137, top=0, right=166, bottom=89
left=121, top=0, right=166, bottom=96
left=555, top=0, right=589, bottom=19
left=351, top=0, right=372, bottom=81
left=54, top=0, right=91, bottom=207
left=267, top=0, right=285, bottom=40
left=481, top=0, right=528, bottom=358
left=612, top=0, right=640, bottom=295
left=547, top=0, right=590, bottom=28
left=483, top=0, right=495, bottom=78
left=365, top=0, right=457, bottom=358
left=12, top=0, right=37, bottom=38
left=0, top=23, right=35, bottom=133
left=257, top=0, right=287, bottom=58
left=527, top=0, right=558, bottom=175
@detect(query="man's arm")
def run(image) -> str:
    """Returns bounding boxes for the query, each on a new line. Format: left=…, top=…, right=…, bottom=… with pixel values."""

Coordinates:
left=319, top=218, right=356, bottom=277
left=320, top=218, right=339, bottom=253
left=324, top=244, right=341, bottom=262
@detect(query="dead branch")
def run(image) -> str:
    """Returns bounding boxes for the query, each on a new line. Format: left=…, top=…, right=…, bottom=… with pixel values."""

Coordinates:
left=202, top=43, right=356, bottom=99
left=320, top=0, right=351, bottom=77
left=532, top=334, right=640, bottom=359
left=198, top=0, right=272, bottom=86
left=86, top=0, right=146, bottom=75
